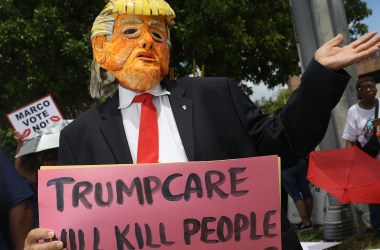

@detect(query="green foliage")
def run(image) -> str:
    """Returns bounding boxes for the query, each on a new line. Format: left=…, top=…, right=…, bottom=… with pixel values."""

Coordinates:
left=0, top=0, right=104, bottom=153
left=344, top=0, right=372, bottom=39
left=171, top=0, right=300, bottom=92
left=255, top=89, right=290, bottom=115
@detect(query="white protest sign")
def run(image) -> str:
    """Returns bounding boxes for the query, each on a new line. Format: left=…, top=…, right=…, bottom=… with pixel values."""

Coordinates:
left=6, top=95, right=63, bottom=139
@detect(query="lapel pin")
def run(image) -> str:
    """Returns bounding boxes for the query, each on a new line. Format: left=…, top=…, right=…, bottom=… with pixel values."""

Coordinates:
left=182, top=105, right=187, bottom=110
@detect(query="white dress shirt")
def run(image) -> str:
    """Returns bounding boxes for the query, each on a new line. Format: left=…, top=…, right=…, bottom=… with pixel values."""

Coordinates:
left=118, top=84, right=188, bottom=164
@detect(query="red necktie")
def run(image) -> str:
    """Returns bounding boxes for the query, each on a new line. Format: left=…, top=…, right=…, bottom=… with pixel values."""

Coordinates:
left=133, top=93, right=159, bottom=163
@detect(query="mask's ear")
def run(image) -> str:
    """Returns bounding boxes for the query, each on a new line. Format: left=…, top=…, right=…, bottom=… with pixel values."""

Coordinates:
left=92, top=35, right=107, bottom=65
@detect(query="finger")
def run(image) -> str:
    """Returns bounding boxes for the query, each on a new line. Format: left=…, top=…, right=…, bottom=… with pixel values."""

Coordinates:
left=25, top=228, right=56, bottom=245
left=354, top=36, right=380, bottom=53
left=27, top=241, right=64, bottom=250
left=326, top=33, right=344, bottom=47
left=351, top=31, right=378, bottom=49
left=353, top=45, right=380, bottom=63
left=13, top=131, right=21, bottom=139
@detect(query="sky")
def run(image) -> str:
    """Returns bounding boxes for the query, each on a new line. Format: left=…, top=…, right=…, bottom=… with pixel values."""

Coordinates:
left=250, top=0, right=380, bottom=102
left=362, top=0, right=380, bottom=33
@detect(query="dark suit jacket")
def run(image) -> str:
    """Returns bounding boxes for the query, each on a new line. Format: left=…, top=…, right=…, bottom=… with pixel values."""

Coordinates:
left=59, top=59, right=350, bottom=249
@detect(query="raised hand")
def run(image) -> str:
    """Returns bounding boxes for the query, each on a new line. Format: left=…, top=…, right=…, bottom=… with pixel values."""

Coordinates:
left=13, top=131, right=24, bottom=141
left=315, top=32, right=380, bottom=71
left=24, top=228, right=64, bottom=250
left=13, top=131, right=24, bottom=154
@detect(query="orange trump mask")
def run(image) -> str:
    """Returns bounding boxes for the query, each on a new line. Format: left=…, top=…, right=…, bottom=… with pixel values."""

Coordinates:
left=90, top=0, right=175, bottom=98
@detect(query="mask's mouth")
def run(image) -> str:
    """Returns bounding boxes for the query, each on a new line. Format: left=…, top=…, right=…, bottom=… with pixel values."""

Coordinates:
left=136, top=51, right=157, bottom=61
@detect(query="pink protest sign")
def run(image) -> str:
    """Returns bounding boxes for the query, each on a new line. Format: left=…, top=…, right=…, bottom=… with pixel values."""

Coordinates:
left=38, top=156, right=281, bottom=249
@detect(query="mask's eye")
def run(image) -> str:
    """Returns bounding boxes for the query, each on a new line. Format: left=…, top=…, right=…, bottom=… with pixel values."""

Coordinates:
left=123, top=27, right=141, bottom=38
left=150, top=29, right=165, bottom=42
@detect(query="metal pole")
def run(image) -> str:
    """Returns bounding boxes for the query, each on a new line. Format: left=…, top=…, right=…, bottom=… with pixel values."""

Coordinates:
left=289, top=0, right=358, bottom=150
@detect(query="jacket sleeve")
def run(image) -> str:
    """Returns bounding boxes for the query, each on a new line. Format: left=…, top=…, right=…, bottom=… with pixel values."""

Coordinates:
left=230, top=58, right=350, bottom=167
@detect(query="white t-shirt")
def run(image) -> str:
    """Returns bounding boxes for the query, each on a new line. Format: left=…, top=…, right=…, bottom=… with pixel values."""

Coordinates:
left=342, top=99, right=379, bottom=148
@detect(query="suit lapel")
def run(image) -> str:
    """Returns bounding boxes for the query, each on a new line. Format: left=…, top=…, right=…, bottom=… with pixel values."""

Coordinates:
left=99, top=91, right=133, bottom=164
left=98, top=84, right=194, bottom=163
left=165, top=80, right=194, bottom=161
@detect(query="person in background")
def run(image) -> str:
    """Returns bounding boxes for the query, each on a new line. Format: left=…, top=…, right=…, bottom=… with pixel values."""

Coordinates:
left=14, top=130, right=59, bottom=187
left=14, top=120, right=71, bottom=183
left=0, top=148, right=34, bottom=250
left=24, top=0, right=380, bottom=249
left=14, top=131, right=38, bottom=187
left=12, top=120, right=71, bottom=231
left=281, top=158, right=314, bottom=231
left=14, top=131, right=59, bottom=230
left=274, top=107, right=314, bottom=232
left=342, top=76, right=380, bottom=235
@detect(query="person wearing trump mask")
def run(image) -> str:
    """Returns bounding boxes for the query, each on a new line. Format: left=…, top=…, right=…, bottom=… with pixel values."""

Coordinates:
left=24, top=0, right=380, bottom=249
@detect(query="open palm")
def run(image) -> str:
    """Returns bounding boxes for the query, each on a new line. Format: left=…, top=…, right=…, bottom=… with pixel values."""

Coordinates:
left=315, top=32, right=380, bottom=71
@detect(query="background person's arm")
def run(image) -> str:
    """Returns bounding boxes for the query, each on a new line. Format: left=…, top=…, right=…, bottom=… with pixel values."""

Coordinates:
left=9, top=199, right=34, bottom=250
left=346, top=140, right=355, bottom=147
